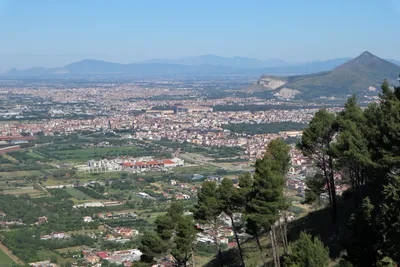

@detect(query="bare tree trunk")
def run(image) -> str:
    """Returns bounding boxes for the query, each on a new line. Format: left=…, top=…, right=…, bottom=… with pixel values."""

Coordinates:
left=214, top=221, right=223, bottom=267
left=270, top=230, right=278, bottom=267
left=272, top=227, right=281, bottom=267
left=256, top=233, right=267, bottom=267
left=191, top=246, right=195, bottom=267
left=230, top=216, right=245, bottom=267
left=278, top=216, right=288, bottom=255
left=328, top=157, right=337, bottom=224
left=284, top=214, right=288, bottom=253
left=322, top=156, right=333, bottom=205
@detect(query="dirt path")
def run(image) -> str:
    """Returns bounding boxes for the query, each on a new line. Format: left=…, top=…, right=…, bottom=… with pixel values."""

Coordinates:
left=0, top=242, right=24, bottom=265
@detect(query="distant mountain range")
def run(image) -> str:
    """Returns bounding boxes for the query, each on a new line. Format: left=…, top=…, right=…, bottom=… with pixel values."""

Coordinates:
left=3, top=53, right=400, bottom=79
left=141, top=54, right=288, bottom=68
left=254, top=51, right=400, bottom=98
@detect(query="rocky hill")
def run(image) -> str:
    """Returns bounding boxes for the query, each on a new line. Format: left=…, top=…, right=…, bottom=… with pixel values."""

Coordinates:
left=253, top=51, right=400, bottom=98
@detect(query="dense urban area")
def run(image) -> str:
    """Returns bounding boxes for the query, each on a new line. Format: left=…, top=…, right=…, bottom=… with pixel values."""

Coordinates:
left=0, top=69, right=399, bottom=267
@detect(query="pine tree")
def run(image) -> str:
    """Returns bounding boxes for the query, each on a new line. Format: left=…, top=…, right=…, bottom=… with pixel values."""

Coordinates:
left=139, top=231, right=168, bottom=263
left=379, top=176, right=400, bottom=263
left=299, top=109, right=338, bottom=222
left=285, top=232, right=330, bottom=267
left=345, top=197, right=378, bottom=267
left=193, top=181, right=223, bottom=267
left=171, top=216, right=197, bottom=267
left=304, top=172, right=325, bottom=205
left=244, top=139, right=289, bottom=266
left=332, top=95, right=371, bottom=202
left=218, top=177, right=246, bottom=267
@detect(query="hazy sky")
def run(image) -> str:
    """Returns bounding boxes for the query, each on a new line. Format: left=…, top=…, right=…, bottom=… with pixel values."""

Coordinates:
left=0, top=0, right=399, bottom=71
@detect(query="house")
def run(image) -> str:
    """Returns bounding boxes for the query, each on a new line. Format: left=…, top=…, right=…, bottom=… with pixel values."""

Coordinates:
left=41, top=231, right=67, bottom=240
left=161, top=192, right=172, bottom=199
left=219, top=237, right=229, bottom=244
left=36, top=216, right=48, bottom=225
left=97, top=251, right=110, bottom=260
left=52, top=232, right=66, bottom=239
left=29, top=260, right=57, bottom=267
left=113, top=227, right=139, bottom=238
left=162, top=160, right=177, bottom=168
left=40, top=234, right=52, bottom=240
left=171, top=158, right=184, bottom=166
left=190, top=187, right=197, bottom=193
left=138, top=192, right=151, bottom=199
left=207, top=175, right=221, bottom=181
left=228, top=242, right=237, bottom=248
left=85, top=255, right=100, bottom=264
left=83, top=216, right=93, bottom=223
left=175, top=194, right=190, bottom=200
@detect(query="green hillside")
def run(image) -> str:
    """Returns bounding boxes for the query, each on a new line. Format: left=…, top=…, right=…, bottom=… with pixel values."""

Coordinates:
left=258, top=52, right=400, bottom=98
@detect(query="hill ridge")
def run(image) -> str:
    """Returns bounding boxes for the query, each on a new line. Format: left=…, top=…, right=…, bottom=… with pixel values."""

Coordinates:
left=255, top=51, right=400, bottom=98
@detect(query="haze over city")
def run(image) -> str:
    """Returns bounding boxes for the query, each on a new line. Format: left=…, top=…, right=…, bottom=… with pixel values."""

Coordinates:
left=1, top=0, right=400, bottom=71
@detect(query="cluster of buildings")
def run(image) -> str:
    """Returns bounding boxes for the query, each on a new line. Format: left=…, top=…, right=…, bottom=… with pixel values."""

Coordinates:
left=97, top=211, right=137, bottom=220
left=286, top=146, right=351, bottom=199
left=82, top=157, right=184, bottom=173
left=195, top=213, right=246, bottom=248
left=82, top=249, right=142, bottom=266
left=0, top=84, right=344, bottom=163
left=29, top=260, right=58, bottom=267
left=40, top=232, right=70, bottom=240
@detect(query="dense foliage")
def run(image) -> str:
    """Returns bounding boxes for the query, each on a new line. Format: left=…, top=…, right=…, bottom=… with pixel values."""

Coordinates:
left=285, top=232, right=330, bottom=267
left=297, top=79, right=400, bottom=266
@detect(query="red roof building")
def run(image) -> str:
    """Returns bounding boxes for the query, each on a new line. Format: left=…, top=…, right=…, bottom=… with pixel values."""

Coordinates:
left=228, top=242, right=237, bottom=248
left=97, top=251, right=109, bottom=259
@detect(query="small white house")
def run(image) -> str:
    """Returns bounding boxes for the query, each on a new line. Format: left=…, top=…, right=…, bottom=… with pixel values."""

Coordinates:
left=83, top=216, right=93, bottom=223
left=52, top=232, right=65, bottom=239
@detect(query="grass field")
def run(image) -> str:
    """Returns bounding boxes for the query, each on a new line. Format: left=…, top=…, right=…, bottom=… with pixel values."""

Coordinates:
left=2, top=154, right=17, bottom=163
left=172, top=165, right=219, bottom=175
left=37, top=250, right=74, bottom=265
left=2, top=187, right=43, bottom=197
left=0, top=164, right=14, bottom=169
left=55, top=246, right=84, bottom=254
left=0, top=170, right=43, bottom=178
left=139, top=211, right=167, bottom=224
left=51, top=146, right=143, bottom=162
left=65, top=188, right=93, bottom=200
left=0, top=248, right=14, bottom=266
left=76, top=171, right=125, bottom=180
left=27, top=151, right=46, bottom=160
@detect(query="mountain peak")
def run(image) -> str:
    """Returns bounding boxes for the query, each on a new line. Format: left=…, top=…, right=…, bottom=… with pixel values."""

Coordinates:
left=359, top=51, right=374, bottom=57
left=278, top=51, right=400, bottom=97
left=333, top=51, right=390, bottom=71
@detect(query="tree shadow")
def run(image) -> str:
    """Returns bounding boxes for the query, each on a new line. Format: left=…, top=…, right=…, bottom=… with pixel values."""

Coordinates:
left=203, top=242, right=275, bottom=267
left=287, top=193, right=356, bottom=259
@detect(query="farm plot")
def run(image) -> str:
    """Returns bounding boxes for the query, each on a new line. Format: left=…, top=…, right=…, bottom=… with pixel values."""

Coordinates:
left=64, top=188, right=93, bottom=200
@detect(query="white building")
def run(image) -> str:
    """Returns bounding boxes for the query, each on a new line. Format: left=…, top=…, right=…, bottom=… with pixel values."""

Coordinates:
left=83, top=216, right=93, bottom=223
